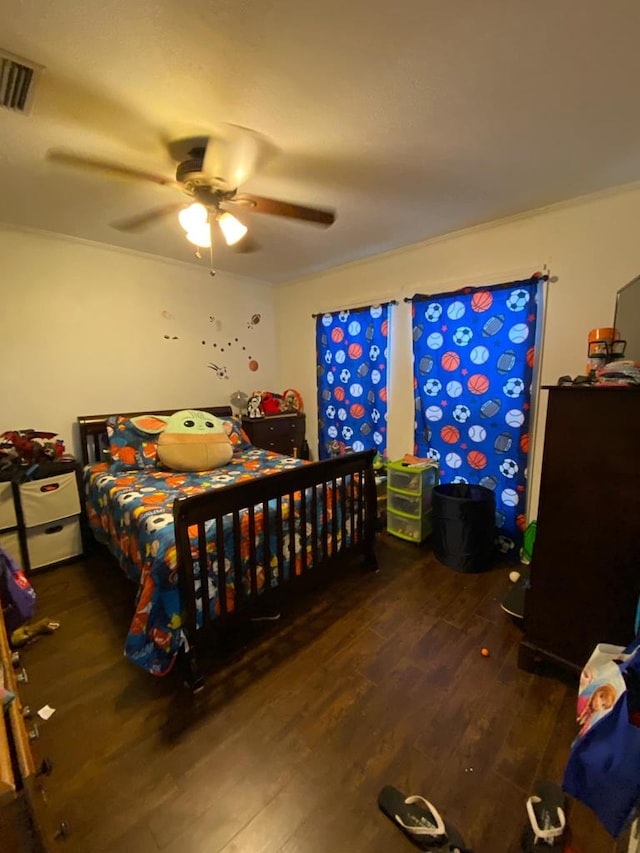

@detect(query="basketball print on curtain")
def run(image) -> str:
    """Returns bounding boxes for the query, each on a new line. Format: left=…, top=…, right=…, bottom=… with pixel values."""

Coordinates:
left=316, top=304, right=390, bottom=459
left=412, top=277, right=540, bottom=557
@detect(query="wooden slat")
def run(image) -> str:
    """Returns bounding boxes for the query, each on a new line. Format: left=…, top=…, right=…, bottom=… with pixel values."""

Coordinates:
left=0, top=609, right=34, bottom=780
left=232, top=510, right=243, bottom=615
left=299, top=488, right=307, bottom=580
left=248, top=505, right=257, bottom=597
left=263, top=500, right=272, bottom=590
left=215, top=517, right=226, bottom=619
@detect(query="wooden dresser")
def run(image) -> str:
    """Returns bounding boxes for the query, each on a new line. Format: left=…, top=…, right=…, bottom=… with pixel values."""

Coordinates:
left=520, top=386, right=640, bottom=673
left=0, top=602, right=55, bottom=850
left=242, top=412, right=306, bottom=458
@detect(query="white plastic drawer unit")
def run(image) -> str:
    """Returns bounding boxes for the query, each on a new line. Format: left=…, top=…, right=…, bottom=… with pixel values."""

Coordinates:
left=0, top=529, right=21, bottom=566
left=19, top=473, right=81, bottom=528
left=0, top=481, right=17, bottom=529
left=26, top=516, right=82, bottom=570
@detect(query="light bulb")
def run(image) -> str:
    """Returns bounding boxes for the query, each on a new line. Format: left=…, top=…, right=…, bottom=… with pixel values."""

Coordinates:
left=186, top=224, right=211, bottom=248
left=179, top=203, right=208, bottom=232
left=218, top=211, right=248, bottom=246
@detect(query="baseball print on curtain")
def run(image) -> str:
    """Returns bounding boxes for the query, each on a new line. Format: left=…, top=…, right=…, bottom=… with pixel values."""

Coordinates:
left=412, top=276, right=540, bottom=557
left=316, top=304, right=390, bottom=460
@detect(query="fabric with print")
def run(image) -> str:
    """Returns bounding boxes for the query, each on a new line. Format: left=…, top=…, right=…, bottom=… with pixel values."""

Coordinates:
left=316, top=304, right=390, bottom=459
left=412, top=277, right=539, bottom=556
left=563, top=633, right=640, bottom=838
left=108, top=416, right=159, bottom=471
left=84, top=449, right=357, bottom=675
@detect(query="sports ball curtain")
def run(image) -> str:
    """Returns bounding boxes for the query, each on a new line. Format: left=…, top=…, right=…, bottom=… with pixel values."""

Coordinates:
left=412, top=276, right=540, bottom=556
left=316, top=304, right=390, bottom=459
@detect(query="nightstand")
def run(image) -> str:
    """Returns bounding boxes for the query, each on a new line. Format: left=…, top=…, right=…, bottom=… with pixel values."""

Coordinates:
left=242, top=413, right=306, bottom=458
left=2, top=461, right=84, bottom=574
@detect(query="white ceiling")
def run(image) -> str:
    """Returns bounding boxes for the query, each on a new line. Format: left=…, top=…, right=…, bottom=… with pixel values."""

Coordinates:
left=2, top=0, right=640, bottom=283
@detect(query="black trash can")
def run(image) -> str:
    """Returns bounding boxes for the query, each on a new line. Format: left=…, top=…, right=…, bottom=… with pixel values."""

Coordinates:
left=431, top=483, right=496, bottom=573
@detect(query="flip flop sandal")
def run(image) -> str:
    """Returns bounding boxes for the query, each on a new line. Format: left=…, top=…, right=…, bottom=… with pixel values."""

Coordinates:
left=443, top=823, right=473, bottom=853
left=521, top=780, right=566, bottom=851
left=11, top=618, right=60, bottom=648
left=378, top=786, right=472, bottom=851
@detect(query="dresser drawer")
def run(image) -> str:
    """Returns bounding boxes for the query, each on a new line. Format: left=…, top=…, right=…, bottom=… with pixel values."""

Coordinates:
left=242, top=414, right=305, bottom=457
left=19, top=473, right=80, bottom=528
left=26, top=516, right=82, bottom=570
left=0, top=482, right=17, bottom=530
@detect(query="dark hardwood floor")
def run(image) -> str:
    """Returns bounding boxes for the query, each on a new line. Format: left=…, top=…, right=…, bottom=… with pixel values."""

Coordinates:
left=16, top=534, right=628, bottom=853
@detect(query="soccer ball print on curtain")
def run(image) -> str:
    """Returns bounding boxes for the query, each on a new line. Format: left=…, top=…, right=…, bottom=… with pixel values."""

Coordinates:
left=412, top=277, right=540, bottom=557
left=316, top=304, right=390, bottom=459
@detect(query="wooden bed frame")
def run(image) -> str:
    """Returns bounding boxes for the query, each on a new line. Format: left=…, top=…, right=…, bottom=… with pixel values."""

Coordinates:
left=77, top=406, right=379, bottom=691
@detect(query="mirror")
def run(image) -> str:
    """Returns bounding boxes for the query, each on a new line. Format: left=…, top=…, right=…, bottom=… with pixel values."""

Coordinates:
left=614, top=274, right=640, bottom=362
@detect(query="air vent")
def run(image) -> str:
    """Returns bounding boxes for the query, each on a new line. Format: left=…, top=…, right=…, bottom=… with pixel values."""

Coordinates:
left=0, top=49, right=42, bottom=114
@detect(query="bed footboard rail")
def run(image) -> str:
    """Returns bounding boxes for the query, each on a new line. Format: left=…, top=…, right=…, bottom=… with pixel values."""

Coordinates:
left=173, top=450, right=377, bottom=686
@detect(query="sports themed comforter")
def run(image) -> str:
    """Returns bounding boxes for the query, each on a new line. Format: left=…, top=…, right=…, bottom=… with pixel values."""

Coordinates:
left=84, top=447, right=331, bottom=675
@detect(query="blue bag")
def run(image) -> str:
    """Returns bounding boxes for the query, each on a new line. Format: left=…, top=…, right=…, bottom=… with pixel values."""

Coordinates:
left=563, top=634, right=640, bottom=838
left=0, top=546, right=36, bottom=634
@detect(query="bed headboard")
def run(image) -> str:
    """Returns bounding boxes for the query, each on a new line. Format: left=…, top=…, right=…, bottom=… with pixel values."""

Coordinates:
left=77, top=406, right=234, bottom=466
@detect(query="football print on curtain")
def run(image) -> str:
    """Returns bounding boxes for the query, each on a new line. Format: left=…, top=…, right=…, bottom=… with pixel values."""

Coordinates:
left=412, top=277, right=540, bottom=557
left=316, top=304, right=390, bottom=459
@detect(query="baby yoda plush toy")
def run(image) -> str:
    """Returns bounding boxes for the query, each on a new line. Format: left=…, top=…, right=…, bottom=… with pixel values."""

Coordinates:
left=132, top=410, right=232, bottom=472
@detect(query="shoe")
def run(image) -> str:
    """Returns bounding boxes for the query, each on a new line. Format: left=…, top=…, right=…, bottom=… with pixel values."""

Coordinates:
left=521, top=780, right=566, bottom=850
left=378, top=785, right=472, bottom=851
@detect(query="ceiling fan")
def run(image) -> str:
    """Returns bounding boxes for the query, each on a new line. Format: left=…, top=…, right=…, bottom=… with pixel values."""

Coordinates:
left=46, top=125, right=336, bottom=252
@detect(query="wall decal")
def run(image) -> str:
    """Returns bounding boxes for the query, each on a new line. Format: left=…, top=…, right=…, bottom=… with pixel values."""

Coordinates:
left=208, top=362, right=229, bottom=380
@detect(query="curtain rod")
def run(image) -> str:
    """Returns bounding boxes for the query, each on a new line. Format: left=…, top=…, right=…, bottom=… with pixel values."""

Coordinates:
left=404, top=272, right=549, bottom=302
left=311, top=299, right=398, bottom=318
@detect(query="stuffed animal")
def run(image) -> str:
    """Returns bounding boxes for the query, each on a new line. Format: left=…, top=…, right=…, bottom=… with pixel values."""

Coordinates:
left=131, top=410, right=232, bottom=472
left=260, top=391, right=284, bottom=415
left=246, top=394, right=263, bottom=419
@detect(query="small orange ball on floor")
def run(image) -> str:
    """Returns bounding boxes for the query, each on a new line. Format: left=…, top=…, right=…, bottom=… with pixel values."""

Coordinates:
left=481, top=647, right=490, bottom=657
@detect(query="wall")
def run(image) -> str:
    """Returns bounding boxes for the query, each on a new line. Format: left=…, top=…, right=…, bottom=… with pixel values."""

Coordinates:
left=0, top=227, right=277, bottom=456
left=275, top=182, right=640, bottom=516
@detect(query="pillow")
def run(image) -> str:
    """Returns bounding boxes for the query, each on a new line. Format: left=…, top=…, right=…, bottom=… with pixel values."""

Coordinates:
left=130, top=410, right=233, bottom=472
left=107, top=416, right=159, bottom=471
left=221, top=416, right=253, bottom=452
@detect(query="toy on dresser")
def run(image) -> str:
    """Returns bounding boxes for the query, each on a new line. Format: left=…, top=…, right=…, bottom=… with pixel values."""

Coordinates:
left=247, top=393, right=263, bottom=419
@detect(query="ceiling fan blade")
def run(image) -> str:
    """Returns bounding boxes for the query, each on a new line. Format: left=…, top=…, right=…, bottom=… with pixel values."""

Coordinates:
left=47, top=149, right=178, bottom=187
left=201, top=125, right=275, bottom=190
left=230, top=193, right=335, bottom=226
left=111, top=203, right=184, bottom=232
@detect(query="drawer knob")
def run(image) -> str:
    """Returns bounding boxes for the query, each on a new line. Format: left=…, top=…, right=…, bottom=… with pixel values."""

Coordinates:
left=54, top=820, right=71, bottom=840
left=28, top=722, right=40, bottom=741
left=16, top=665, right=29, bottom=683
left=38, top=757, right=54, bottom=776
left=11, top=650, right=21, bottom=667
left=22, top=705, right=32, bottom=719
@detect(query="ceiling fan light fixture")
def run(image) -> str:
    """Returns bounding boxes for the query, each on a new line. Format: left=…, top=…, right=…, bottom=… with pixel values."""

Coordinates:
left=186, top=223, right=212, bottom=248
left=178, top=202, right=208, bottom=232
left=217, top=211, right=248, bottom=246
